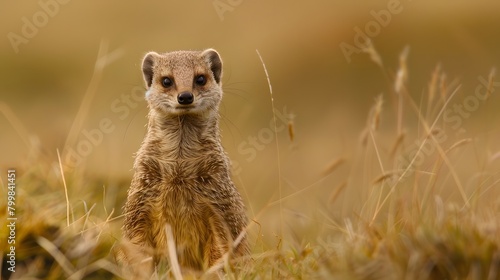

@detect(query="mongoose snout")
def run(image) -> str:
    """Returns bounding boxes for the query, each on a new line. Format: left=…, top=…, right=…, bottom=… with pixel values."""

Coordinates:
left=177, top=91, right=194, bottom=105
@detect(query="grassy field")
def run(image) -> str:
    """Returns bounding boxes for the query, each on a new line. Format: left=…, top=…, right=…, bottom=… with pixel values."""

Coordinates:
left=2, top=1, right=500, bottom=279
left=2, top=47, right=500, bottom=279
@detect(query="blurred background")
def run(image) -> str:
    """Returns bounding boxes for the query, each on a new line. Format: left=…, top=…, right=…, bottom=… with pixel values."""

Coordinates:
left=2, top=0, right=500, bottom=244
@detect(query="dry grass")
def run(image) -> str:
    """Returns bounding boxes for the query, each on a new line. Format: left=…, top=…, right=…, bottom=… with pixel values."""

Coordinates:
left=2, top=48, right=500, bottom=280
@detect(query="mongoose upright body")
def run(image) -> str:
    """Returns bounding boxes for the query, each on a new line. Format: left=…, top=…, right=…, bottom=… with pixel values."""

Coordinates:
left=122, top=49, right=249, bottom=272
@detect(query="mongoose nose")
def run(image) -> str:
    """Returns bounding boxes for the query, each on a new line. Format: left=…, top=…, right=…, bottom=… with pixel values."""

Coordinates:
left=177, top=92, right=194, bottom=105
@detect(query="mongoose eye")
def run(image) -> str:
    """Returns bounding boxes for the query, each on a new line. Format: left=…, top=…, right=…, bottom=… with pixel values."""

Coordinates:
left=195, top=75, right=207, bottom=86
left=161, top=77, right=173, bottom=88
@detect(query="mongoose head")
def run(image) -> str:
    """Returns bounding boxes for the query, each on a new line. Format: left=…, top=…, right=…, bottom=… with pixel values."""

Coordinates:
left=142, top=49, right=223, bottom=117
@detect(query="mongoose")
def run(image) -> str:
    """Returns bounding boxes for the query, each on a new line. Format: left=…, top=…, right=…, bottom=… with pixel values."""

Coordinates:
left=122, top=49, right=249, bottom=272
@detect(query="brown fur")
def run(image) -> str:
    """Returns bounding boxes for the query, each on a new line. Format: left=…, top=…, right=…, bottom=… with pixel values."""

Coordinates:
left=122, top=49, right=249, bottom=274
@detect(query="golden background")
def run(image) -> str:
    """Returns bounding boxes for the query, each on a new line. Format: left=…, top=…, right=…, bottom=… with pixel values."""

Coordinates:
left=2, top=0, right=500, bottom=248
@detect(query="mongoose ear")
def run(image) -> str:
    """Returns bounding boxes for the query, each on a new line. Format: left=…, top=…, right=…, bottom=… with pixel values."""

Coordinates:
left=142, top=52, right=159, bottom=88
left=201, top=49, right=223, bottom=84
